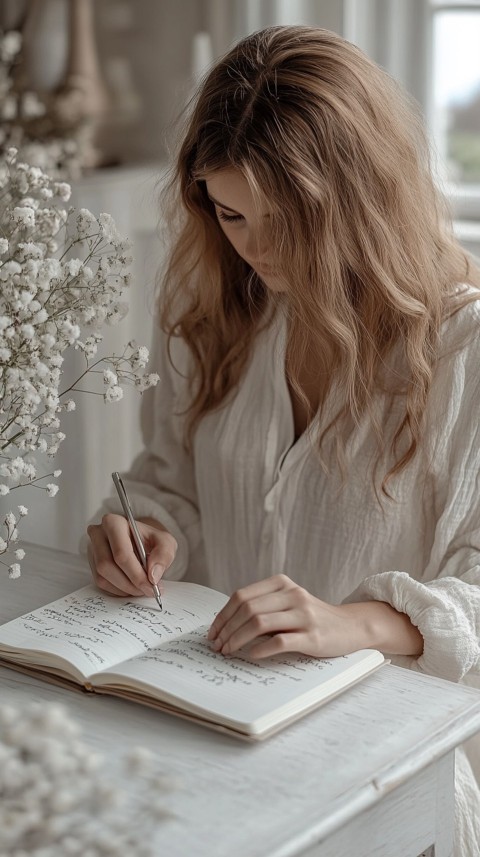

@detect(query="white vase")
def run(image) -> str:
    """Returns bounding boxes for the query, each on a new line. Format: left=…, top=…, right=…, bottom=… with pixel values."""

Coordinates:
left=20, top=0, right=69, bottom=92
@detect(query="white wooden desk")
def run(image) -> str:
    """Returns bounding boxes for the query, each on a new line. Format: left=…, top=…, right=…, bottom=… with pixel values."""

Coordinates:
left=2, top=543, right=480, bottom=857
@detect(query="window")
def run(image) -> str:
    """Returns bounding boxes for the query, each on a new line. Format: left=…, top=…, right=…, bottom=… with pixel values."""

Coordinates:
left=425, top=0, right=480, bottom=249
left=429, top=1, right=480, bottom=186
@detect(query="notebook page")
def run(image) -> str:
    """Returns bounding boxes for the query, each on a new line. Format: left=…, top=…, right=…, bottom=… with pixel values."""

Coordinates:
left=0, top=582, right=228, bottom=681
left=94, top=623, right=380, bottom=727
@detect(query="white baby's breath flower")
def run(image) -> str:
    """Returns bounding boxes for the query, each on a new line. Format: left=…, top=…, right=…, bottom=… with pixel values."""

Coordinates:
left=17, top=240, right=44, bottom=259
left=20, top=323, right=35, bottom=340
left=0, top=259, right=21, bottom=279
left=135, top=373, right=160, bottom=393
left=76, top=207, right=97, bottom=237
left=11, top=206, right=35, bottom=228
left=22, top=90, right=46, bottom=119
left=46, top=484, right=59, bottom=497
left=106, top=301, right=129, bottom=325
left=40, top=333, right=56, bottom=349
left=65, top=258, right=83, bottom=277
left=104, top=385, right=124, bottom=403
left=131, top=345, right=149, bottom=369
left=19, top=290, right=34, bottom=307
left=1, top=30, right=21, bottom=61
left=8, top=563, right=21, bottom=579
left=32, top=308, right=48, bottom=324
left=64, top=400, right=76, bottom=412
left=77, top=336, right=99, bottom=358
left=54, top=181, right=71, bottom=201
left=53, top=470, right=62, bottom=478
left=1, top=94, right=16, bottom=121
left=98, top=212, right=120, bottom=243
left=8, top=457, right=24, bottom=476
left=103, top=368, right=118, bottom=386
left=0, top=485, right=10, bottom=495
left=0, top=238, right=8, bottom=254
left=17, top=506, right=28, bottom=516
left=0, top=537, right=7, bottom=552
left=22, top=462, right=36, bottom=481
left=42, top=256, right=62, bottom=278
left=14, top=549, right=25, bottom=560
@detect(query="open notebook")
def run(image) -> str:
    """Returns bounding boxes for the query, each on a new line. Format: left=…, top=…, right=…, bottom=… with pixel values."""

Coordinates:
left=0, top=581, right=385, bottom=740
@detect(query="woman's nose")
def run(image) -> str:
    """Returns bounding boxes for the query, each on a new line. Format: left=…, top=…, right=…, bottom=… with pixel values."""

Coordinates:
left=244, top=229, right=269, bottom=264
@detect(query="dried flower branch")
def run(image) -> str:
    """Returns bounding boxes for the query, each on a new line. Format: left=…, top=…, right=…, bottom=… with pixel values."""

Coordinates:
left=0, top=148, right=159, bottom=576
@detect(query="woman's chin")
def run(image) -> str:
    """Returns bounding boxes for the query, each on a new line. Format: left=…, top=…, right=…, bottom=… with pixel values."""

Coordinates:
left=258, top=272, right=285, bottom=292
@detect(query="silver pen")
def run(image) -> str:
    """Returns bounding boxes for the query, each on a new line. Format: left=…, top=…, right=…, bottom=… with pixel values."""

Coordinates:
left=112, top=471, right=163, bottom=610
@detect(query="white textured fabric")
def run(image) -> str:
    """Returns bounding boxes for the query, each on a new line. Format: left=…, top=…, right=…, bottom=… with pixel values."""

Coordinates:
left=83, top=295, right=480, bottom=854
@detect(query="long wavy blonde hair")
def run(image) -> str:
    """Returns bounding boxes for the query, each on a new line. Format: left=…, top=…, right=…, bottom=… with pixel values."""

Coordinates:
left=159, top=25, right=480, bottom=493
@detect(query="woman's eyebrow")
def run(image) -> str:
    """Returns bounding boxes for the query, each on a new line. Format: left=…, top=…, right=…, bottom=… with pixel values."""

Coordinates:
left=207, top=193, right=271, bottom=218
left=206, top=193, right=240, bottom=213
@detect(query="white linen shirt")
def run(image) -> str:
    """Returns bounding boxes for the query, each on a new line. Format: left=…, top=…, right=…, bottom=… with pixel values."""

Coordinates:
left=85, top=294, right=480, bottom=854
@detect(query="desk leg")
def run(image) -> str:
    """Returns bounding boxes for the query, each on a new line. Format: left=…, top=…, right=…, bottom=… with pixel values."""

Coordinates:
left=298, top=752, right=454, bottom=857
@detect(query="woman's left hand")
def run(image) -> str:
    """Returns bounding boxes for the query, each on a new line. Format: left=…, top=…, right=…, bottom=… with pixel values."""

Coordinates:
left=207, top=574, right=370, bottom=659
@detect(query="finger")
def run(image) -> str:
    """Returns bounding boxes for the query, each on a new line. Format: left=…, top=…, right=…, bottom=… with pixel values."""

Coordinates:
left=95, top=574, right=134, bottom=597
left=210, top=591, right=293, bottom=649
left=138, top=524, right=178, bottom=585
left=100, top=514, right=153, bottom=594
left=249, top=632, right=307, bottom=660
left=208, top=574, right=292, bottom=641
left=88, top=521, right=151, bottom=597
left=219, top=610, right=300, bottom=655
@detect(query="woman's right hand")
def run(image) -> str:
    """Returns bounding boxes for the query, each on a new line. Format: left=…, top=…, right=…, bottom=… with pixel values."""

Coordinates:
left=87, top=513, right=178, bottom=597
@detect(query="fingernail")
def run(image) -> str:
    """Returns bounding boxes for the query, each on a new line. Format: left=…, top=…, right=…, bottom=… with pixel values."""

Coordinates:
left=151, top=564, right=165, bottom=583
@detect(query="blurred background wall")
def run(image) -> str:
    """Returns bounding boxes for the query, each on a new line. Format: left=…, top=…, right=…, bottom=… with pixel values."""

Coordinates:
left=0, top=0, right=479, bottom=554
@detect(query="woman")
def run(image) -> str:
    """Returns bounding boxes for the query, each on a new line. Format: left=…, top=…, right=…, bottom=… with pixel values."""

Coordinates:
left=85, top=26, right=480, bottom=851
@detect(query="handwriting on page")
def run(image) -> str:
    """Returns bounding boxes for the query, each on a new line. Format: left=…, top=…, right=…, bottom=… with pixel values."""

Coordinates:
left=133, top=627, right=336, bottom=688
left=15, top=589, right=218, bottom=673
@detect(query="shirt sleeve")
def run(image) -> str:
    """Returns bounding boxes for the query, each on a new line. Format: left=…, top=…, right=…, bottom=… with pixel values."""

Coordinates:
left=80, top=326, right=206, bottom=583
left=343, top=308, right=480, bottom=682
